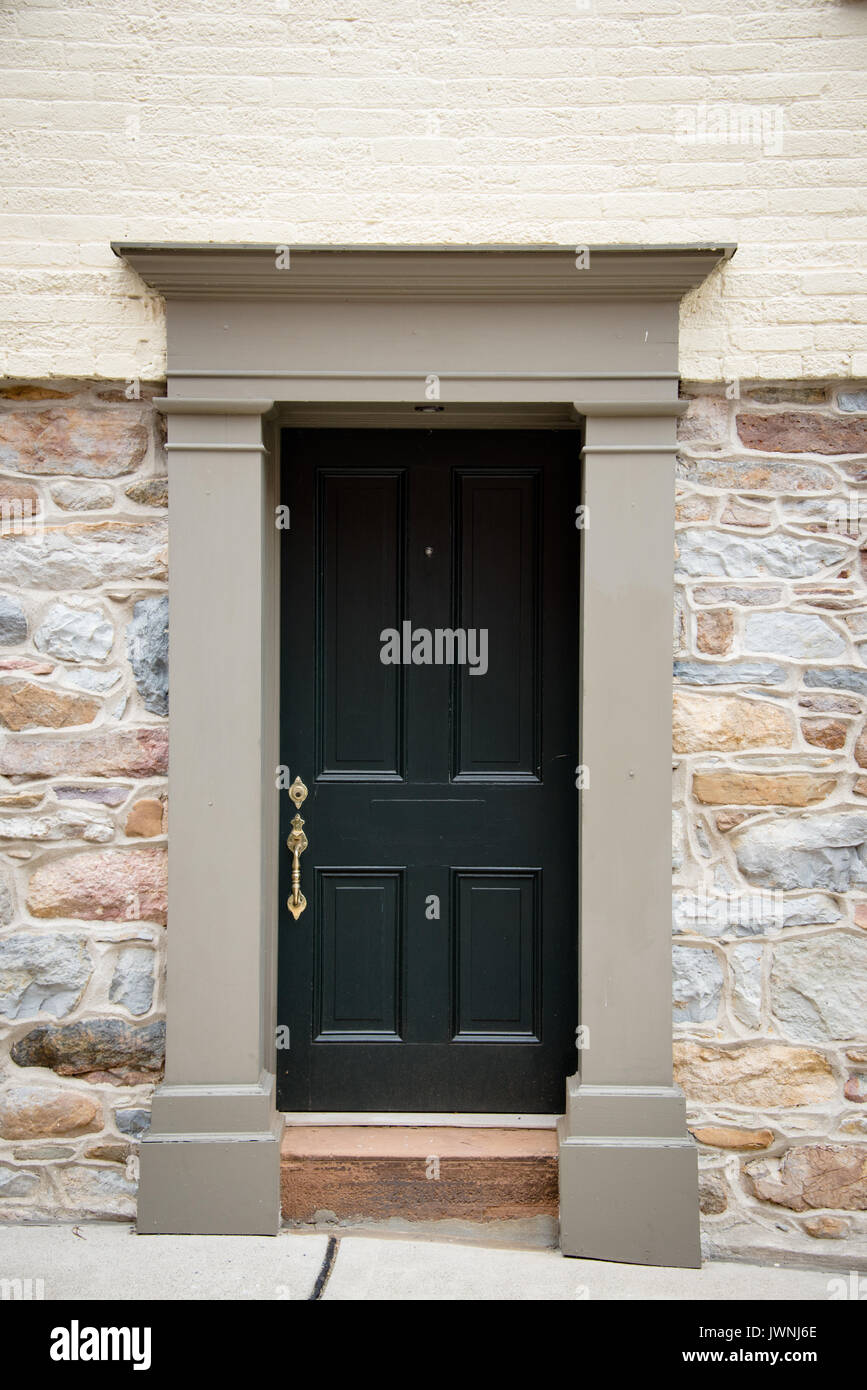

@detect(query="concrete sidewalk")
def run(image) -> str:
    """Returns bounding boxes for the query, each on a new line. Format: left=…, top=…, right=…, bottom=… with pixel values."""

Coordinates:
left=0, top=1224, right=845, bottom=1300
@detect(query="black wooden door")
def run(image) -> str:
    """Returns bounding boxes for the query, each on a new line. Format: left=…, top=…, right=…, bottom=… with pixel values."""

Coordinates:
left=277, top=428, right=578, bottom=1112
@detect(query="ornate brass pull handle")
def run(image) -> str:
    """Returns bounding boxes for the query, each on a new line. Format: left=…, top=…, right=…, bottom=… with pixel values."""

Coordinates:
left=287, top=776, right=308, bottom=920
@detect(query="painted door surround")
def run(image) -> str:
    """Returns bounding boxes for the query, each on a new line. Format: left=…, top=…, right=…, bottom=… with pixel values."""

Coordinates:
left=116, top=244, right=734, bottom=1266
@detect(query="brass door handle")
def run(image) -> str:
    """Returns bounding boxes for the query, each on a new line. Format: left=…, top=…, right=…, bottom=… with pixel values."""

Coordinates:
left=286, top=776, right=308, bottom=920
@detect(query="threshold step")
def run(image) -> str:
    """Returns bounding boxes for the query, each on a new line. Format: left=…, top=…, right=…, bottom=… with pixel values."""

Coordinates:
left=280, top=1125, right=559, bottom=1226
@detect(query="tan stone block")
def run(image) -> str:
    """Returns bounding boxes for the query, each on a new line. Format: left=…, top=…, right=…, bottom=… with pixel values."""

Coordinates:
left=125, top=798, right=163, bottom=838
left=720, top=500, right=770, bottom=527
left=673, top=692, right=794, bottom=753
left=0, top=1083, right=101, bottom=1139
left=0, top=407, right=147, bottom=477
left=693, top=771, right=835, bottom=807
left=0, top=679, right=99, bottom=731
left=27, top=846, right=167, bottom=924
left=745, top=1143, right=867, bottom=1211
left=801, top=717, right=848, bottom=750
left=803, top=1215, right=850, bottom=1238
left=84, top=1141, right=130, bottom=1163
left=689, top=1125, right=775, bottom=1150
left=673, top=1041, right=836, bottom=1107
left=675, top=493, right=712, bottom=523
left=696, top=609, right=733, bottom=655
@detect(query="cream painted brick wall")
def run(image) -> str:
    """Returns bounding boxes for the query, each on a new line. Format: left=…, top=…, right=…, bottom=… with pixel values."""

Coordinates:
left=0, top=0, right=865, bottom=381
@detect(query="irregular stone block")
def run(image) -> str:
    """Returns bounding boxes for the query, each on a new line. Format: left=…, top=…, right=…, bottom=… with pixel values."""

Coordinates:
left=84, top=1141, right=130, bottom=1163
left=10, top=1018, right=165, bottom=1080
left=35, top=599, right=114, bottom=661
left=55, top=783, right=130, bottom=806
left=801, top=717, right=848, bottom=749
left=124, top=798, right=163, bottom=838
left=50, top=482, right=114, bottom=511
left=674, top=691, right=793, bottom=752
left=0, top=679, right=99, bottom=730
left=676, top=397, right=731, bottom=444
left=0, top=1165, right=39, bottom=1198
left=673, top=1041, right=836, bottom=1106
left=698, top=1174, right=727, bottom=1215
left=745, top=1144, right=867, bottom=1211
left=673, top=945, right=723, bottom=1022
left=689, top=1125, right=774, bottom=1150
left=676, top=493, right=712, bottom=523
left=844, top=1074, right=867, bottom=1102
left=747, top=388, right=828, bottom=406
left=0, top=727, right=167, bottom=779
left=800, top=693, right=862, bottom=713
left=0, top=385, right=74, bottom=401
left=672, top=808, right=685, bottom=873
left=678, top=456, right=835, bottom=492
left=676, top=529, right=850, bottom=580
left=115, top=1107, right=150, bottom=1138
left=0, top=519, right=167, bottom=590
left=0, top=594, right=27, bottom=644
left=60, top=1164, right=137, bottom=1213
left=109, top=946, right=155, bottom=1016
left=27, top=846, right=167, bottom=923
left=692, top=772, right=836, bottom=807
left=0, top=407, right=147, bottom=476
left=837, top=391, right=867, bottom=413
left=744, top=611, right=846, bottom=660
left=0, top=1083, right=101, bottom=1138
left=720, top=499, right=771, bottom=527
left=771, top=932, right=867, bottom=1040
left=693, top=584, right=783, bottom=606
left=733, top=813, right=867, bottom=891
left=804, top=666, right=867, bottom=697
left=126, top=595, right=168, bottom=716
left=0, top=655, right=53, bottom=674
left=737, top=412, right=867, bottom=455
left=672, top=889, right=840, bottom=938
left=0, top=933, right=91, bottom=1018
left=804, top=1214, right=850, bottom=1238
left=696, top=610, right=734, bottom=657
left=675, top=661, right=786, bottom=686
left=731, top=941, right=763, bottom=1028
left=125, top=478, right=167, bottom=507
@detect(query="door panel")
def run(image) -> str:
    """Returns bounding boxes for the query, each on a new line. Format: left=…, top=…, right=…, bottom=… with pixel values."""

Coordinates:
left=278, top=428, right=579, bottom=1112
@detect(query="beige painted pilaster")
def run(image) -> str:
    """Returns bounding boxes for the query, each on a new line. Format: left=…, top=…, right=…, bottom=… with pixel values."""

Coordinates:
left=557, top=404, right=701, bottom=1268
left=136, top=399, right=283, bottom=1236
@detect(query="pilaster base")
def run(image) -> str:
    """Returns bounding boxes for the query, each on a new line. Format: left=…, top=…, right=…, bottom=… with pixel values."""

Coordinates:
left=558, top=1084, right=701, bottom=1267
left=137, top=1072, right=283, bottom=1236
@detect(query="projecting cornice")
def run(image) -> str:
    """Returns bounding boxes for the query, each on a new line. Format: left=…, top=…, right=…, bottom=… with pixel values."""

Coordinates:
left=111, top=243, right=735, bottom=301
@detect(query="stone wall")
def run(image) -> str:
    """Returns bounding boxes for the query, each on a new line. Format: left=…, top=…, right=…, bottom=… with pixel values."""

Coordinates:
left=0, top=383, right=167, bottom=1220
left=674, top=383, right=867, bottom=1266
left=0, top=379, right=865, bottom=1268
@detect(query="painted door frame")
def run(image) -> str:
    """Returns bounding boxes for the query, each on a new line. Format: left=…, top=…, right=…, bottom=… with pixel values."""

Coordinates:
left=116, top=244, right=734, bottom=1265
